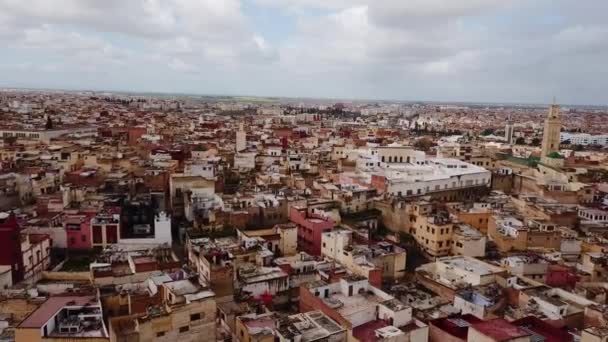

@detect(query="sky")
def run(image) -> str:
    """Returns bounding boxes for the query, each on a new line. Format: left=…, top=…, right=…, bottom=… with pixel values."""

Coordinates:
left=1, top=0, right=607, bottom=105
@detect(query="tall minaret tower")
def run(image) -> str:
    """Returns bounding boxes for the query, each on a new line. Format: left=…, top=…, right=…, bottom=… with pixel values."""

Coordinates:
left=540, top=98, right=562, bottom=162
left=505, top=113, right=514, bottom=145
left=236, top=122, right=246, bottom=152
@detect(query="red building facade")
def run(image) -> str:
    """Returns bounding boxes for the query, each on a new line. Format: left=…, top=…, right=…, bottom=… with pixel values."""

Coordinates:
left=289, top=207, right=334, bottom=256
left=0, top=213, right=24, bottom=282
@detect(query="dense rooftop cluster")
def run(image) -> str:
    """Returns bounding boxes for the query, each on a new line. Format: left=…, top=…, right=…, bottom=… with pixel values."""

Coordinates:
left=0, top=90, right=607, bottom=342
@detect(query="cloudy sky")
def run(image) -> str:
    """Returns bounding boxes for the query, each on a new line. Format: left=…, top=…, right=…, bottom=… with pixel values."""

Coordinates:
left=1, top=0, right=607, bottom=104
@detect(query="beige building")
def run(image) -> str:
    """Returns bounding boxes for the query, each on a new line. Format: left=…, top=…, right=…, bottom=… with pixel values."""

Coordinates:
left=410, top=203, right=454, bottom=259
left=237, top=223, right=298, bottom=256
left=236, top=312, right=276, bottom=342
left=322, top=229, right=406, bottom=285
left=582, top=327, right=608, bottom=342
left=16, top=295, right=109, bottom=342
left=377, top=144, right=417, bottom=164
left=109, top=279, right=217, bottom=342
left=169, top=174, right=216, bottom=218
left=452, top=224, right=486, bottom=258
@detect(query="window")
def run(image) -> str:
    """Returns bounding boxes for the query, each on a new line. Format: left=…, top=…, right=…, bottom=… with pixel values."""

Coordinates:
left=179, top=326, right=190, bottom=333
left=156, top=332, right=166, bottom=337
left=190, top=313, right=201, bottom=321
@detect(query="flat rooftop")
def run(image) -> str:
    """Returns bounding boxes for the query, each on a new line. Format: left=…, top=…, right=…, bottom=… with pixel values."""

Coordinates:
left=440, top=257, right=503, bottom=276
left=20, top=296, right=96, bottom=328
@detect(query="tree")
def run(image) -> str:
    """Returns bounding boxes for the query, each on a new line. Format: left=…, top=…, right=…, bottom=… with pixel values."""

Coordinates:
left=547, top=152, right=564, bottom=159
left=414, top=137, right=435, bottom=152
left=531, top=138, right=541, bottom=146
left=2, top=136, right=17, bottom=146
left=481, top=128, right=494, bottom=136
left=45, top=116, right=54, bottom=129
left=515, top=137, right=526, bottom=145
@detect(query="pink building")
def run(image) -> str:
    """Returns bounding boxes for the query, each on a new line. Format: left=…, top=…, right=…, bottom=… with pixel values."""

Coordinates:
left=289, top=206, right=334, bottom=256
left=65, top=214, right=93, bottom=250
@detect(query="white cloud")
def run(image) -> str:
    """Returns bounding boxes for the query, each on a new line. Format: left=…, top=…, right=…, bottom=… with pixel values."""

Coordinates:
left=168, top=58, right=198, bottom=73
left=1, top=0, right=608, bottom=104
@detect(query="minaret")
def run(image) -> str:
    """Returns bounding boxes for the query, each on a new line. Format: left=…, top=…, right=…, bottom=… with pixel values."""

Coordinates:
left=540, top=98, right=562, bottom=162
left=236, top=122, right=246, bottom=152
left=505, top=113, right=514, bottom=145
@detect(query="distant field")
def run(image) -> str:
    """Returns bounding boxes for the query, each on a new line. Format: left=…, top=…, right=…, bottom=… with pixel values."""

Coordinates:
left=232, top=96, right=278, bottom=103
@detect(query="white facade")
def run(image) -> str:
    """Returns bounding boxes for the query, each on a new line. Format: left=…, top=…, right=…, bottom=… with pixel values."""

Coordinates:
left=118, top=212, right=172, bottom=246
left=560, top=132, right=608, bottom=146
left=184, top=159, right=216, bottom=178
left=380, top=158, right=491, bottom=197
left=234, top=152, right=256, bottom=170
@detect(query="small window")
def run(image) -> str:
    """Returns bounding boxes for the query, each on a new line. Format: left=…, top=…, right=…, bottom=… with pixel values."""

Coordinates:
left=190, top=313, right=201, bottom=321
left=179, top=326, right=190, bottom=333
left=156, top=332, right=166, bottom=337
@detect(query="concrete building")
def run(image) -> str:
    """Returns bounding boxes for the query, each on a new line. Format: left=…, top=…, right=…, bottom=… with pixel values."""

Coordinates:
left=275, top=311, right=347, bottom=342
left=16, top=295, right=109, bottom=342
left=321, top=230, right=382, bottom=287
left=90, top=208, right=121, bottom=248
left=582, top=327, right=608, bottom=342
left=118, top=211, right=172, bottom=246
left=236, top=312, right=275, bottom=342
left=409, top=203, right=454, bottom=259
left=370, top=157, right=491, bottom=202
left=560, top=132, right=608, bottom=146
left=0, top=212, right=25, bottom=282
left=65, top=214, right=94, bottom=250
left=238, top=223, right=298, bottom=256
left=452, top=224, right=486, bottom=258
left=500, top=255, right=548, bottom=283
left=416, top=256, right=507, bottom=300
left=487, top=215, right=561, bottom=253
left=21, top=233, right=51, bottom=283
left=237, top=264, right=290, bottom=300
left=109, top=277, right=217, bottom=342
left=290, top=206, right=335, bottom=256
left=300, top=276, right=425, bottom=342
left=321, top=229, right=406, bottom=286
